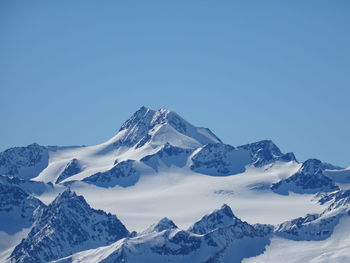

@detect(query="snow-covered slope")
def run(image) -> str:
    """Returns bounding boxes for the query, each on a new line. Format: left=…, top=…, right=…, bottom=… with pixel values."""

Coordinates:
left=245, top=216, right=350, bottom=263
left=275, top=187, right=350, bottom=241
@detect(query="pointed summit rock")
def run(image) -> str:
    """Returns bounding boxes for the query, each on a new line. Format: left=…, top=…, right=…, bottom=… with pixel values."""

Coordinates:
left=10, top=189, right=129, bottom=263
left=188, top=204, right=243, bottom=234
left=55, top=158, right=82, bottom=184
left=300, top=158, right=323, bottom=175
left=143, top=217, right=178, bottom=234
left=111, top=107, right=221, bottom=149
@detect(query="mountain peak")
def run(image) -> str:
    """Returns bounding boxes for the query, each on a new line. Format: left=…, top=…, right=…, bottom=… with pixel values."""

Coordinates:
left=300, top=159, right=323, bottom=175
left=188, top=204, right=241, bottom=234
left=153, top=217, right=177, bottom=231
left=271, top=158, right=339, bottom=195
left=119, top=106, right=154, bottom=132
left=219, top=203, right=235, bottom=217
left=143, top=217, right=178, bottom=234
left=56, top=188, right=77, bottom=200
left=112, top=107, right=221, bottom=149
left=237, top=139, right=297, bottom=167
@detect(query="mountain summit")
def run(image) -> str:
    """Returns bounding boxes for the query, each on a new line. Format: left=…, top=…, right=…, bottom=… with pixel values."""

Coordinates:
left=110, top=106, right=222, bottom=149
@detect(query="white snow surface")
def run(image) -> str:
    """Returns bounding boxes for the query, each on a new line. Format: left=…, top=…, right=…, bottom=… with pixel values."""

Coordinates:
left=36, top=162, right=325, bottom=232
left=245, top=216, right=350, bottom=263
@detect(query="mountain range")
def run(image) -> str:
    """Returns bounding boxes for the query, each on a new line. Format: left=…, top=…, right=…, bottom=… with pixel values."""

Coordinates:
left=1, top=106, right=349, bottom=262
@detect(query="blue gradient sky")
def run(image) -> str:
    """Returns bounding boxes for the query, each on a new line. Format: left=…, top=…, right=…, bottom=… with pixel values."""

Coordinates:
left=1, top=1, right=349, bottom=166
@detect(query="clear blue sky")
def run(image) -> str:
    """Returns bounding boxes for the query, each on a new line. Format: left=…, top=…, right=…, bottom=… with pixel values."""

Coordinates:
left=1, top=1, right=349, bottom=167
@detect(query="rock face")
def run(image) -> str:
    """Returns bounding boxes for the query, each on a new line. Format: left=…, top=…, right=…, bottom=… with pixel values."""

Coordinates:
left=271, top=159, right=339, bottom=195
left=0, top=143, right=49, bottom=180
left=10, top=189, right=129, bottom=263
left=83, top=160, right=139, bottom=188
left=56, top=158, right=82, bottom=184
left=190, top=144, right=251, bottom=176
left=0, top=183, right=45, bottom=235
left=140, top=143, right=193, bottom=171
left=237, top=140, right=296, bottom=167
left=113, top=106, right=221, bottom=149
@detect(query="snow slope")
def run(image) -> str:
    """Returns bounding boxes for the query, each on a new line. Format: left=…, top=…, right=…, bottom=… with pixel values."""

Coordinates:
left=67, top=162, right=324, bottom=232
left=245, top=216, right=350, bottom=263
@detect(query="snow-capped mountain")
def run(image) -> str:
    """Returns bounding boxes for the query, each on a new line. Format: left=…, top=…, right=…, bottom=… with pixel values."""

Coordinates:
left=142, top=217, right=178, bottom=234
left=1, top=106, right=349, bottom=262
left=112, top=106, right=222, bottom=149
left=10, top=189, right=129, bottom=263
left=0, top=143, right=50, bottom=180
left=188, top=204, right=244, bottom=234
left=271, top=159, right=339, bottom=195
left=188, top=204, right=273, bottom=237
left=237, top=140, right=296, bottom=167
